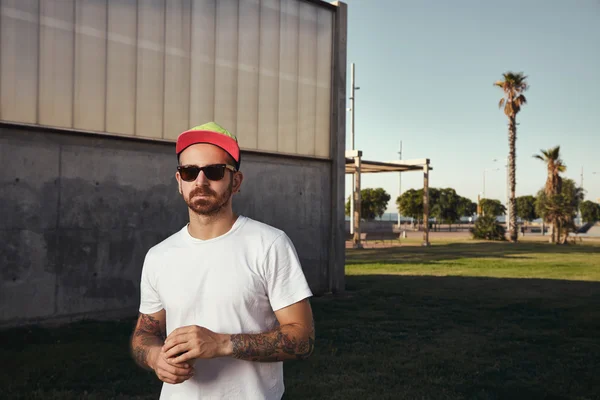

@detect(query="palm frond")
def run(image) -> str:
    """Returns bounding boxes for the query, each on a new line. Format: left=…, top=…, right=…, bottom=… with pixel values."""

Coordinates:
left=498, top=98, right=505, bottom=109
left=515, top=94, right=527, bottom=106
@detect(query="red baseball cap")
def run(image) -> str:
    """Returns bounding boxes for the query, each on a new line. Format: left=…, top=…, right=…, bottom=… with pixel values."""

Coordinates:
left=176, top=122, right=240, bottom=169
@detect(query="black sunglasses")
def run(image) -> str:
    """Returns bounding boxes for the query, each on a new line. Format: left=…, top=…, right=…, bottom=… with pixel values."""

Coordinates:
left=177, top=164, right=237, bottom=182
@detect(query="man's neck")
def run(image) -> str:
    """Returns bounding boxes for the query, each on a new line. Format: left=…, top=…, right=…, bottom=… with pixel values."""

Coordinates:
left=187, top=208, right=238, bottom=240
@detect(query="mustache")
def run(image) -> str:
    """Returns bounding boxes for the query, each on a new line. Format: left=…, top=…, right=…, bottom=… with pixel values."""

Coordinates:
left=189, top=186, right=217, bottom=197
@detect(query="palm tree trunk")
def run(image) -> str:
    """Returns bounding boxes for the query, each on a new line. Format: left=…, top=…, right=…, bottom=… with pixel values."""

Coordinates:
left=508, top=117, right=518, bottom=242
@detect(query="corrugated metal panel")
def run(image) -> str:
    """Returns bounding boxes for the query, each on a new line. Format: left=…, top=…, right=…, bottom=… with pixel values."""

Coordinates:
left=297, top=2, right=318, bottom=156
left=39, top=0, right=75, bottom=128
left=136, top=0, right=165, bottom=139
left=236, top=0, right=260, bottom=150
left=0, top=0, right=335, bottom=159
left=214, top=0, right=238, bottom=135
left=105, top=0, right=136, bottom=135
left=189, top=0, right=216, bottom=128
left=163, top=0, right=191, bottom=140
left=315, top=6, right=333, bottom=158
left=74, top=0, right=107, bottom=132
left=277, top=0, right=299, bottom=154
left=0, top=0, right=39, bottom=124
left=256, top=0, right=280, bottom=153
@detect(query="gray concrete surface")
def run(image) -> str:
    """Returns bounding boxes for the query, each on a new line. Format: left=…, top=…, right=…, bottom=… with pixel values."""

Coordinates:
left=585, top=223, right=600, bottom=237
left=0, top=124, right=337, bottom=327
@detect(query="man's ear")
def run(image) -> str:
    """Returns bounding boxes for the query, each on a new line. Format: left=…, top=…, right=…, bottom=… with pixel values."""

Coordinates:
left=175, top=171, right=183, bottom=195
left=233, top=171, right=244, bottom=194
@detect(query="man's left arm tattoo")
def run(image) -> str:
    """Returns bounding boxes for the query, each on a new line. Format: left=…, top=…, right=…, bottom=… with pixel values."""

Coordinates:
left=230, top=321, right=315, bottom=362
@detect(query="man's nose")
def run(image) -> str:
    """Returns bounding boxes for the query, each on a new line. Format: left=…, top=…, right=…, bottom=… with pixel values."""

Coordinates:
left=194, top=170, right=210, bottom=185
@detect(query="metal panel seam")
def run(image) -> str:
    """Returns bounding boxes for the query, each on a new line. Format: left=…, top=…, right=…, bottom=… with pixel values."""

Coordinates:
left=133, top=0, right=139, bottom=136
left=103, top=0, right=109, bottom=131
left=71, top=0, right=76, bottom=129
left=36, top=0, right=41, bottom=124
left=161, top=0, right=167, bottom=138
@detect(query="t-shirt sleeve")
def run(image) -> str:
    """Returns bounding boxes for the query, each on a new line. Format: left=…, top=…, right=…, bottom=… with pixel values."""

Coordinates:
left=138, top=252, right=164, bottom=315
left=263, top=233, right=313, bottom=312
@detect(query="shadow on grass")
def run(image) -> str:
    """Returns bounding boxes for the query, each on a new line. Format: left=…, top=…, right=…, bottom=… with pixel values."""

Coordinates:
left=1, top=275, right=599, bottom=400
left=346, top=240, right=600, bottom=266
left=286, top=275, right=600, bottom=400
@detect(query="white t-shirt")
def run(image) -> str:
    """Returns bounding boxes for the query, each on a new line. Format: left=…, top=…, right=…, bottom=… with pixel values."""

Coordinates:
left=138, top=215, right=313, bottom=400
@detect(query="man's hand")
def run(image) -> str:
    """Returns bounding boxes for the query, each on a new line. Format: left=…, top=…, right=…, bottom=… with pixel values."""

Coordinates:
left=149, top=346, right=195, bottom=385
left=163, top=325, right=232, bottom=364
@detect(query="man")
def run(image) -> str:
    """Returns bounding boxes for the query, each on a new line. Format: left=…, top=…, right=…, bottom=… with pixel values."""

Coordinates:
left=130, top=122, right=315, bottom=399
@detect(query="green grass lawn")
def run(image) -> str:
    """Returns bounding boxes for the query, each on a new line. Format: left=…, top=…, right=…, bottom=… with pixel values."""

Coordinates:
left=2, top=239, right=600, bottom=399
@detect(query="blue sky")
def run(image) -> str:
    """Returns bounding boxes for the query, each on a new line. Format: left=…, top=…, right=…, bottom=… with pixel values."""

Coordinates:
left=343, top=0, right=600, bottom=212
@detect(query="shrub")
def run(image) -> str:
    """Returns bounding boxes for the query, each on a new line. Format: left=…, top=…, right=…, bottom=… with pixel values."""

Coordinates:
left=470, top=215, right=506, bottom=241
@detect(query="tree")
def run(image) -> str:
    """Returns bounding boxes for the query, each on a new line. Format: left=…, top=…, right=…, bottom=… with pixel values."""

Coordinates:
left=495, top=71, right=528, bottom=242
left=431, top=188, right=460, bottom=230
left=533, top=146, right=567, bottom=243
left=515, top=195, right=538, bottom=224
left=536, top=178, right=584, bottom=244
left=479, top=198, right=506, bottom=218
left=533, top=146, right=566, bottom=196
left=397, top=188, right=443, bottom=229
left=457, top=196, right=478, bottom=219
left=581, top=200, right=600, bottom=224
left=345, top=188, right=391, bottom=221
left=397, top=188, right=476, bottom=230
left=470, top=215, right=506, bottom=241
left=396, top=189, right=424, bottom=226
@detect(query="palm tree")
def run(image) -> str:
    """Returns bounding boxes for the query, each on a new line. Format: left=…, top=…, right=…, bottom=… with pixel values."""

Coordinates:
left=534, top=146, right=566, bottom=196
left=535, top=178, right=583, bottom=244
left=494, top=72, right=528, bottom=242
left=533, top=146, right=566, bottom=243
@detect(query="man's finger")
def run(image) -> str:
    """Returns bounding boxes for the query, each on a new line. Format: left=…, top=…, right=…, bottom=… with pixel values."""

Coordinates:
left=171, top=351, right=197, bottom=365
left=163, top=332, right=192, bottom=351
left=158, top=370, right=180, bottom=384
left=160, top=351, right=192, bottom=369
left=159, top=367, right=193, bottom=383
left=165, top=361, right=194, bottom=377
left=165, top=343, right=189, bottom=359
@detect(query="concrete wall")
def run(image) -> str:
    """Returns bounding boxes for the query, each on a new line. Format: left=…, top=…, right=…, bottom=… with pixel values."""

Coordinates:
left=0, top=124, right=333, bottom=326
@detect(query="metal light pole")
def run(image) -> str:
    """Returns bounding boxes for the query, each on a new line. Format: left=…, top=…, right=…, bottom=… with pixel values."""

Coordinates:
left=579, top=167, right=598, bottom=224
left=592, top=172, right=599, bottom=206
left=349, top=63, right=359, bottom=235
left=483, top=170, right=486, bottom=199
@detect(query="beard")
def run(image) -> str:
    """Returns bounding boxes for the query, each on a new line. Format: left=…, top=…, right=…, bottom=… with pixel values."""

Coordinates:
left=183, top=181, right=233, bottom=217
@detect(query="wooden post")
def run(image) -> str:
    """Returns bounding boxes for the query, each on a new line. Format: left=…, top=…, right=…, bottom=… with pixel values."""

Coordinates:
left=353, top=154, right=363, bottom=248
left=423, top=162, right=430, bottom=246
